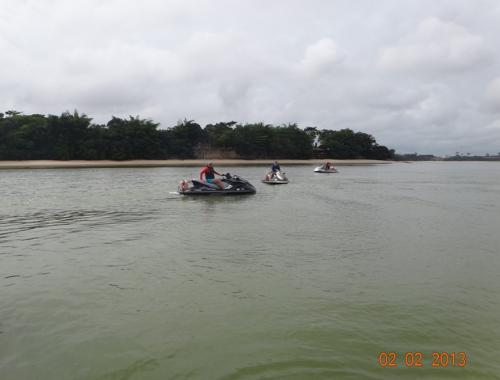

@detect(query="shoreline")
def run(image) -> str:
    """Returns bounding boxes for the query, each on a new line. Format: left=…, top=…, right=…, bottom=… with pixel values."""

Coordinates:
left=0, top=159, right=392, bottom=170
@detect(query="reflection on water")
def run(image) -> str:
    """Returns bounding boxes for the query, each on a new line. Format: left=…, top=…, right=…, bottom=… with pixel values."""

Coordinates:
left=1, top=163, right=500, bottom=379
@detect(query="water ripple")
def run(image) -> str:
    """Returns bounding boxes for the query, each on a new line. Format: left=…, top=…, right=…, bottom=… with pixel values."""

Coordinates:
left=0, top=209, right=157, bottom=245
left=221, top=360, right=382, bottom=380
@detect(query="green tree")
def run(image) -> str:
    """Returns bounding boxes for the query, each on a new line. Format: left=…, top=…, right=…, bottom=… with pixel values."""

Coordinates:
left=318, top=128, right=393, bottom=159
left=232, top=123, right=274, bottom=158
left=45, top=111, right=92, bottom=159
left=105, top=116, right=161, bottom=160
left=270, top=123, right=313, bottom=158
left=0, top=112, right=49, bottom=159
left=0, top=110, right=394, bottom=160
left=205, top=121, right=236, bottom=148
left=167, top=119, right=207, bottom=158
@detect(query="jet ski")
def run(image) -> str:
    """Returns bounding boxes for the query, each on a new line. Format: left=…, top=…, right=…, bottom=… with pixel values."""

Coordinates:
left=262, top=171, right=289, bottom=184
left=178, top=173, right=256, bottom=195
left=314, top=165, right=338, bottom=173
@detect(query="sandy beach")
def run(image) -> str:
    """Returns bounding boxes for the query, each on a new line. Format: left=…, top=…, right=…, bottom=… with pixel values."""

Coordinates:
left=0, top=159, right=392, bottom=170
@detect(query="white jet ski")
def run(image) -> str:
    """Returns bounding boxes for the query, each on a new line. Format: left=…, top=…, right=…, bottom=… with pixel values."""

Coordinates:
left=314, top=165, right=338, bottom=173
left=262, top=171, right=289, bottom=184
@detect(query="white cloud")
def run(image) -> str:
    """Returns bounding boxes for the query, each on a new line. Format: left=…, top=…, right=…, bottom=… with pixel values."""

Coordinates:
left=484, top=77, right=500, bottom=112
left=297, top=38, right=342, bottom=76
left=379, top=17, right=490, bottom=73
left=1, top=0, right=500, bottom=154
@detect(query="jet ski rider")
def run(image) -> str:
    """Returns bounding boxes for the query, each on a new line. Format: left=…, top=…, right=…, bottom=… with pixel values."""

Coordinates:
left=200, top=163, right=224, bottom=189
left=269, top=160, right=281, bottom=179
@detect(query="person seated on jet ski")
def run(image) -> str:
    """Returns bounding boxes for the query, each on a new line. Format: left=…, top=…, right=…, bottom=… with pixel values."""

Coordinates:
left=323, top=161, right=333, bottom=170
left=200, top=163, right=224, bottom=189
left=268, top=161, right=281, bottom=179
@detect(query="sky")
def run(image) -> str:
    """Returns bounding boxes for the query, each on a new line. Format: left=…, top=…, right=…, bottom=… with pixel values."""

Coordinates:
left=1, top=0, right=500, bottom=155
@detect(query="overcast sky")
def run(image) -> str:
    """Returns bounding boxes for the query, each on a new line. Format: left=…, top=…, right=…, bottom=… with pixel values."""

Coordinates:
left=2, top=0, right=500, bottom=154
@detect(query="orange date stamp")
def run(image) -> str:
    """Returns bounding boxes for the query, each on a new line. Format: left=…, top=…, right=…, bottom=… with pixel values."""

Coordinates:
left=378, top=352, right=467, bottom=368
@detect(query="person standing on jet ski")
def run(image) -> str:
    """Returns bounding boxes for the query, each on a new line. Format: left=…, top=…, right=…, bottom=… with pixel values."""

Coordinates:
left=200, top=163, right=224, bottom=189
left=269, top=161, right=281, bottom=179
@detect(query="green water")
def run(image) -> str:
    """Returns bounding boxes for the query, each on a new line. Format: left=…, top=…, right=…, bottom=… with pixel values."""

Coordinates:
left=1, top=162, right=499, bottom=379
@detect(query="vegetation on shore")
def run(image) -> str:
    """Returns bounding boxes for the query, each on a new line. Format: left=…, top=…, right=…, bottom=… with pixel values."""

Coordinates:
left=394, top=153, right=500, bottom=161
left=0, top=110, right=394, bottom=161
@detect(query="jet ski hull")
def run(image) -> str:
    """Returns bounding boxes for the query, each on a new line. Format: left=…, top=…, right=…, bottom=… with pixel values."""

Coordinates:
left=261, top=180, right=289, bottom=185
left=179, top=188, right=256, bottom=195
left=314, top=166, right=338, bottom=173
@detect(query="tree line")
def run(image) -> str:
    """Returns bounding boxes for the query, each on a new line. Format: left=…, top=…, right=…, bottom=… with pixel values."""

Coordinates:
left=0, top=110, right=394, bottom=160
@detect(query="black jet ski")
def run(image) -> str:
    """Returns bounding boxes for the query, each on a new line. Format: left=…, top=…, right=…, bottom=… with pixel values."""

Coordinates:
left=178, top=173, right=256, bottom=195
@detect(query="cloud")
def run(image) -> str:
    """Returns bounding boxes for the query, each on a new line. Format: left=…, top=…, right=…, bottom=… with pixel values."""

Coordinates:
left=296, top=38, right=343, bottom=76
left=379, top=17, right=491, bottom=74
left=1, top=0, right=500, bottom=154
left=484, top=77, right=500, bottom=112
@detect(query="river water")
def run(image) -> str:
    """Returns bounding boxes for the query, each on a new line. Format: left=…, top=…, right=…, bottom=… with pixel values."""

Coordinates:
left=1, top=162, right=499, bottom=379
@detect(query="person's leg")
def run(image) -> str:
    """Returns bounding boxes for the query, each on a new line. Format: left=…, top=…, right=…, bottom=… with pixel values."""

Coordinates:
left=214, top=178, right=224, bottom=189
left=206, top=178, right=220, bottom=188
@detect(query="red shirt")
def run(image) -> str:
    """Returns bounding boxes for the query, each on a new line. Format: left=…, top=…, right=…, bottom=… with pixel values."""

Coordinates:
left=200, top=166, right=220, bottom=180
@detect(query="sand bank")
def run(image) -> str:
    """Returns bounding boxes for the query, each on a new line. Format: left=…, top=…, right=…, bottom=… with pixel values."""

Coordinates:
left=0, top=159, right=392, bottom=170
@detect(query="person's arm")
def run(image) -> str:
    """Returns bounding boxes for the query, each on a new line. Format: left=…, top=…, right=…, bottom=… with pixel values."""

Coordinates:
left=200, top=167, right=206, bottom=180
left=213, top=169, right=221, bottom=176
